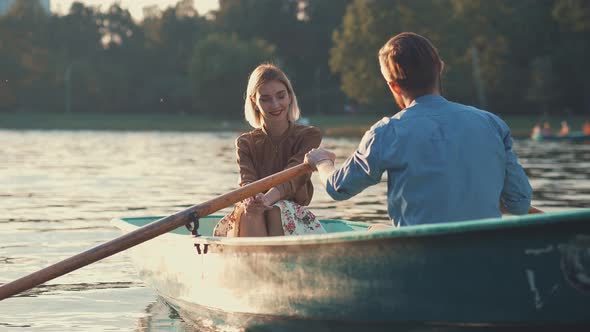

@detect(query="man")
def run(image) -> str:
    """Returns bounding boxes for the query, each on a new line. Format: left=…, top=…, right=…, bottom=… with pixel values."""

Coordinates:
left=305, top=32, right=533, bottom=227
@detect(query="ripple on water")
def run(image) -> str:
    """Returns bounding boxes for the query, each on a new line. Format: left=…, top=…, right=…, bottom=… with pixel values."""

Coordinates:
left=1, top=130, right=589, bottom=331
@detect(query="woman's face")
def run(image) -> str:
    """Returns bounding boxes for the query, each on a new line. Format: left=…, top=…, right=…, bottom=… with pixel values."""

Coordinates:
left=253, top=80, right=291, bottom=125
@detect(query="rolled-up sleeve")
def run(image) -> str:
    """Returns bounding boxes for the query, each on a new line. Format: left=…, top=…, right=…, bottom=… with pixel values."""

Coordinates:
left=326, top=129, right=384, bottom=200
left=497, top=118, right=533, bottom=214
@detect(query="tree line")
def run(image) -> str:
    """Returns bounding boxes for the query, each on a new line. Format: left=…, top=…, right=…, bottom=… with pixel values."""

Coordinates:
left=0, top=0, right=588, bottom=116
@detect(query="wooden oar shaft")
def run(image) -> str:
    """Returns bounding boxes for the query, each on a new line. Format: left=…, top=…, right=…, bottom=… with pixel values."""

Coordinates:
left=0, top=163, right=313, bottom=301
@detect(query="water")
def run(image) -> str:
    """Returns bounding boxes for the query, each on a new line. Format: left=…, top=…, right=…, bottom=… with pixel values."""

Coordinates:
left=0, top=130, right=589, bottom=331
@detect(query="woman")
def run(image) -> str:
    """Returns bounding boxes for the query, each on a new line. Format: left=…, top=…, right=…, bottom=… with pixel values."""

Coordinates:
left=214, top=63, right=326, bottom=237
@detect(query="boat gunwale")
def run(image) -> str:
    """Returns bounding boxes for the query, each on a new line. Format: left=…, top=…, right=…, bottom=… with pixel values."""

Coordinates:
left=112, top=208, right=590, bottom=247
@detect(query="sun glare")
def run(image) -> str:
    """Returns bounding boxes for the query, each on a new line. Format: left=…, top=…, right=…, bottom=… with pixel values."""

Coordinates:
left=51, top=0, right=219, bottom=20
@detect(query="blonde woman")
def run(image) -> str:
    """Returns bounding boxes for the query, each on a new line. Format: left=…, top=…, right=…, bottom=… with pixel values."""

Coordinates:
left=213, top=63, right=326, bottom=237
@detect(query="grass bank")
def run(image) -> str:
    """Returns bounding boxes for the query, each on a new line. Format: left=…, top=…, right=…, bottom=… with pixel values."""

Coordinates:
left=0, top=111, right=587, bottom=138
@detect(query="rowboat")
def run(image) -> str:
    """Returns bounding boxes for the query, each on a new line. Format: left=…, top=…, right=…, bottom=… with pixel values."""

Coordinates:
left=531, top=132, right=590, bottom=142
left=112, top=209, right=590, bottom=328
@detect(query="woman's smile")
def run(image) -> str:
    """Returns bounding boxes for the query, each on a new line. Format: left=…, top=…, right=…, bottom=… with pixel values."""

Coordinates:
left=268, top=109, right=284, bottom=116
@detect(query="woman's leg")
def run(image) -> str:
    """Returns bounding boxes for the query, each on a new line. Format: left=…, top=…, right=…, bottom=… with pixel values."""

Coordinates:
left=265, top=206, right=284, bottom=236
left=239, top=210, right=268, bottom=237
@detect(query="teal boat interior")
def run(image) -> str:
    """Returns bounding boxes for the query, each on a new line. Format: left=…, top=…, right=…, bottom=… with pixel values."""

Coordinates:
left=121, top=215, right=370, bottom=236
left=120, top=208, right=590, bottom=238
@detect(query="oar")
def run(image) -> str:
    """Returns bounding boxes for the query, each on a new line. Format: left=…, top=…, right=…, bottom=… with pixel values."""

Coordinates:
left=0, top=163, right=313, bottom=300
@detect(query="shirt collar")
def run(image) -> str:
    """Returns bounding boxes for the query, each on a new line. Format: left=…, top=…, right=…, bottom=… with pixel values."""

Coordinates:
left=407, top=94, right=446, bottom=108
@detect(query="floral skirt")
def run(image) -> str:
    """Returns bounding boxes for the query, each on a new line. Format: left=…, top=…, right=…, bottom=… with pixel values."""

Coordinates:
left=213, top=200, right=326, bottom=237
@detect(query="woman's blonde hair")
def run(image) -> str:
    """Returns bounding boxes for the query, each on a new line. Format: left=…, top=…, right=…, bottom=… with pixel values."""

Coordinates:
left=244, top=63, right=300, bottom=128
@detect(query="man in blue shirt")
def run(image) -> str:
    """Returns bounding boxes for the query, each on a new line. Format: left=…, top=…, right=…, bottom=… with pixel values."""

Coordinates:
left=305, top=32, right=534, bottom=227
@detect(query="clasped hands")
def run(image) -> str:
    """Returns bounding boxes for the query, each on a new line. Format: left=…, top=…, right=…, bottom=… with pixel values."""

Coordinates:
left=243, top=193, right=272, bottom=215
left=243, top=147, right=336, bottom=215
left=304, top=148, right=336, bottom=170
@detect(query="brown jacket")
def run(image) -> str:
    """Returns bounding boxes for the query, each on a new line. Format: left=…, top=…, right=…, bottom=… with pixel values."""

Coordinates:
left=236, top=122, right=322, bottom=206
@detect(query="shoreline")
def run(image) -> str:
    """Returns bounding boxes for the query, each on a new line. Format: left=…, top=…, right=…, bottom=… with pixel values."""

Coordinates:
left=0, top=111, right=586, bottom=139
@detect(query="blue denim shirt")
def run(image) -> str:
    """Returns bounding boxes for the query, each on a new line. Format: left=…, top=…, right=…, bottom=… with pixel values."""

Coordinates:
left=326, top=95, right=532, bottom=226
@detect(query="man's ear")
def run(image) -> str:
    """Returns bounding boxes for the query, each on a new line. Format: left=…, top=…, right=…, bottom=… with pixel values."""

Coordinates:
left=440, top=60, right=445, bottom=74
left=387, top=81, right=402, bottom=95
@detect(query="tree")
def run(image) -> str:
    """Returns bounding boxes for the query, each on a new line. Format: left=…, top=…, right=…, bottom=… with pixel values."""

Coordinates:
left=290, top=0, right=352, bottom=113
left=215, top=0, right=352, bottom=114
left=330, top=0, right=456, bottom=108
left=450, top=1, right=568, bottom=113
left=553, top=0, right=590, bottom=32
left=552, top=0, right=590, bottom=113
left=189, top=34, right=276, bottom=115
left=526, top=56, right=561, bottom=113
left=51, top=2, right=103, bottom=113
left=330, top=0, right=584, bottom=115
left=216, top=0, right=301, bottom=51
left=57, top=2, right=102, bottom=60
left=330, top=0, right=395, bottom=106
left=98, top=4, right=143, bottom=50
left=139, top=0, right=211, bottom=113
left=0, top=0, right=57, bottom=111
left=0, top=36, right=19, bottom=110
left=90, top=4, right=147, bottom=113
left=142, top=1, right=210, bottom=75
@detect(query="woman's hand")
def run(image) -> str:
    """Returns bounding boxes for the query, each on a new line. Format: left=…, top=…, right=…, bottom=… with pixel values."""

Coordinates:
left=243, top=193, right=273, bottom=215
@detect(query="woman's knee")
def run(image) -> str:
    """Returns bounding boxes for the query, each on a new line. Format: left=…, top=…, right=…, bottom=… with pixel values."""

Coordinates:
left=265, top=207, right=284, bottom=236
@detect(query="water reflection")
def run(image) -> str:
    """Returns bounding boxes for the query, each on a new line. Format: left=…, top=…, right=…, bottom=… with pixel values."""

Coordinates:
left=520, top=140, right=590, bottom=210
left=136, top=297, right=590, bottom=332
left=136, top=299, right=198, bottom=332
left=1, top=130, right=589, bottom=331
left=11, top=281, right=138, bottom=298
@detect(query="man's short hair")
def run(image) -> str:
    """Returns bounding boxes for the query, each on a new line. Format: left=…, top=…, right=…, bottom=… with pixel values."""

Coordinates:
left=378, top=32, right=442, bottom=95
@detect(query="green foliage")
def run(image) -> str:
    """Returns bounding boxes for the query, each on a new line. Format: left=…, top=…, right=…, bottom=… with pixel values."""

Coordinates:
left=330, top=0, right=590, bottom=114
left=215, top=0, right=351, bottom=114
left=330, top=0, right=396, bottom=105
left=553, top=0, right=590, bottom=32
left=0, top=28, right=22, bottom=109
left=189, top=34, right=275, bottom=116
left=296, top=1, right=351, bottom=113
left=0, top=0, right=57, bottom=111
left=330, top=0, right=457, bottom=107
left=0, top=0, right=589, bottom=116
left=216, top=0, right=301, bottom=54
left=551, top=0, right=590, bottom=114
left=526, top=56, right=561, bottom=112
left=56, top=2, right=102, bottom=59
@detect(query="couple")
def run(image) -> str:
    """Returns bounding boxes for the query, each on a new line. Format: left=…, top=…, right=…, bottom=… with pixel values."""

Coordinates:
left=214, top=32, right=533, bottom=238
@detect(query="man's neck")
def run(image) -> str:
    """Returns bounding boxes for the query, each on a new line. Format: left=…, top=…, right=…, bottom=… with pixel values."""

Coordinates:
left=402, top=88, right=441, bottom=108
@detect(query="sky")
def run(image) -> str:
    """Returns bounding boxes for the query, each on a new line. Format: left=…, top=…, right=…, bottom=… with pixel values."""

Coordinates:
left=51, top=0, right=219, bottom=20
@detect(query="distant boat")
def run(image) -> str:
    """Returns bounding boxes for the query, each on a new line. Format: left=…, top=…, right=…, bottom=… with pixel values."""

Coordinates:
left=113, top=210, right=590, bottom=327
left=531, top=131, right=590, bottom=142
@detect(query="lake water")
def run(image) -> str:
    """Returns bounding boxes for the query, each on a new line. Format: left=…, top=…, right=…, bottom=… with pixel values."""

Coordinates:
left=0, top=130, right=589, bottom=331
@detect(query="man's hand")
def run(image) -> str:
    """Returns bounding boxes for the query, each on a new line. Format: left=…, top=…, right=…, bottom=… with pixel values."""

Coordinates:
left=305, top=148, right=337, bottom=189
left=305, top=148, right=336, bottom=170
